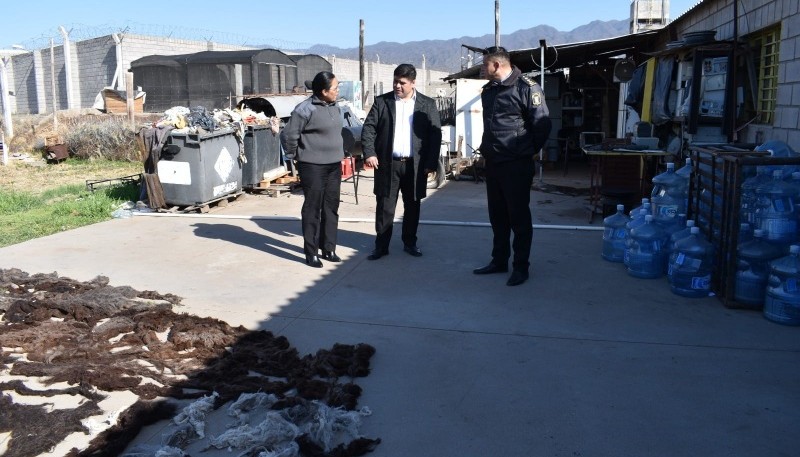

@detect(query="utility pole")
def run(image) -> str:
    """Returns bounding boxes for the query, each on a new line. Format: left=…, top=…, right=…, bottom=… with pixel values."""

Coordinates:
left=495, top=0, right=500, bottom=48
left=359, top=20, right=365, bottom=105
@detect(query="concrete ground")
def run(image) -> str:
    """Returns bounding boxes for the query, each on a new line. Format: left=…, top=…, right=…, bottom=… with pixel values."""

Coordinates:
left=1, top=160, right=798, bottom=456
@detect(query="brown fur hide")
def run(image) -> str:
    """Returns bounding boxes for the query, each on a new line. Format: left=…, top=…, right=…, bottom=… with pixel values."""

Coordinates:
left=0, top=268, right=378, bottom=457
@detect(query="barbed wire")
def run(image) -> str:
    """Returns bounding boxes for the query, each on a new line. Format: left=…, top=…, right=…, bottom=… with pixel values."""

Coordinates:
left=5, top=21, right=315, bottom=52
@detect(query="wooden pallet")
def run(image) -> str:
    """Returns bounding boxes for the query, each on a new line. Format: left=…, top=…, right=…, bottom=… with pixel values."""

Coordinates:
left=247, top=170, right=301, bottom=197
left=158, top=191, right=245, bottom=213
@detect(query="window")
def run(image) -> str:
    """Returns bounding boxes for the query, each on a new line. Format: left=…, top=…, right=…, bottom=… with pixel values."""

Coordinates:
left=752, top=26, right=780, bottom=124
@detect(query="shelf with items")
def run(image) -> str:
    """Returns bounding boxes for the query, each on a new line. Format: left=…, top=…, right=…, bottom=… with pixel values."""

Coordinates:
left=665, top=43, right=734, bottom=133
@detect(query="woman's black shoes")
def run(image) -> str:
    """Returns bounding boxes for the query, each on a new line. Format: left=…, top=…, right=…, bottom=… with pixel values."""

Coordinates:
left=321, top=250, right=342, bottom=262
left=305, top=255, right=323, bottom=268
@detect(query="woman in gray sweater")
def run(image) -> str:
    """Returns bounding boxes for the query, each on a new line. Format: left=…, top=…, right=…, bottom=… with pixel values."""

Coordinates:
left=280, top=71, right=344, bottom=267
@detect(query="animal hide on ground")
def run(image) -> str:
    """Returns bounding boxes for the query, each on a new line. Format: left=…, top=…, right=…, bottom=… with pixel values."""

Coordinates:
left=0, top=268, right=379, bottom=457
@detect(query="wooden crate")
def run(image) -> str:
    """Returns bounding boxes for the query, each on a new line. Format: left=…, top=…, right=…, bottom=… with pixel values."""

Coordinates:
left=689, top=145, right=800, bottom=308
left=102, top=89, right=144, bottom=114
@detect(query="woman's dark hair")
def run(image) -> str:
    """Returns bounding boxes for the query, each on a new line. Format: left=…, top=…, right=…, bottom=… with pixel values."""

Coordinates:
left=393, top=64, right=416, bottom=81
left=311, top=71, right=337, bottom=96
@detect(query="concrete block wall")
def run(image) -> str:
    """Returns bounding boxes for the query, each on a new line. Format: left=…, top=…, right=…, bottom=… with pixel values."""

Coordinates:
left=8, top=53, right=37, bottom=115
left=76, top=36, right=117, bottom=109
left=672, top=0, right=800, bottom=148
left=1, top=32, right=451, bottom=117
left=330, top=57, right=450, bottom=109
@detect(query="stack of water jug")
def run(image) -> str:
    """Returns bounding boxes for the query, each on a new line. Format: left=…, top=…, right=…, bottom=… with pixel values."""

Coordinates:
left=601, top=157, right=800, bottom=325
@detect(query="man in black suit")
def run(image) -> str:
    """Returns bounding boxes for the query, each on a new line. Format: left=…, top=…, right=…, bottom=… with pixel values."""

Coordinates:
left=361, top=63, right=442, bottom=260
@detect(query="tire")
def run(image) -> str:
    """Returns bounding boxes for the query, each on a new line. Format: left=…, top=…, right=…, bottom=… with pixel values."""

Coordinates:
left=427, top=159, right=446, bottom=189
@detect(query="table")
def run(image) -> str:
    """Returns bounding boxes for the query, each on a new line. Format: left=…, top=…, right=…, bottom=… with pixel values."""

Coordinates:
left=582, top=148, right=671, bottom=222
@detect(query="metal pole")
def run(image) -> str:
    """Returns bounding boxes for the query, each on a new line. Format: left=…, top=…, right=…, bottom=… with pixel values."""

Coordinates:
left=495, top=0, right=500, bottom=48
left=538, top=41, right=546, bottom=184
left=50, top=38, right=58, bottom=131
left=729, top=0, right=738, bottom=142
left=0, top=56, right=13, bottom=164
left=359, top=20, right=365, bottom=104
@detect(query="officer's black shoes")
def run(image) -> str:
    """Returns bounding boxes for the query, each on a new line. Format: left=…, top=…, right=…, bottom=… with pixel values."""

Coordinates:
left=506, top=270, right=529, bottom=286
left=473, top=263, right=508, bottom=275
left=367, top=249, right=389, bottom=261
left=403, top=245, right=423, bottom=257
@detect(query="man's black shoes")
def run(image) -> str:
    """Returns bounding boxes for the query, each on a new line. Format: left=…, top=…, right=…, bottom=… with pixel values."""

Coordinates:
left=367, top=249, right=389, bottom=261
left=403, top=245, right=423, bottom=257
left=305, top=255, right=323, bottom=268
left=321, top=250, right=342, bottom=262
left=473, top=263, right=508, bottom=275
left=506, top=270, right=529, bottom=286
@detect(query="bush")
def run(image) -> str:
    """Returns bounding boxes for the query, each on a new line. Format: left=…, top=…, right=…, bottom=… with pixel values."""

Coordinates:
left=63, top=116, right=140, bottom=161
left=4, top=112, right=160, bottom=162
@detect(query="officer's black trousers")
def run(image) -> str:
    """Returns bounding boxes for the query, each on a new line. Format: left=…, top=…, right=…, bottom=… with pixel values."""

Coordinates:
left=485, top=157, right=535, bottom=271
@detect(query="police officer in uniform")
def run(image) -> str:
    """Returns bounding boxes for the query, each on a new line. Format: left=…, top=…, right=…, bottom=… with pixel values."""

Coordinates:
left=473, top=46, right=552, bottom=286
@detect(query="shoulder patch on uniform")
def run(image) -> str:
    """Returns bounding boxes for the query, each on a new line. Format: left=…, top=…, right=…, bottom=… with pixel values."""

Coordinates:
left=520, top=74, right=536, bottom=87
left=531, top=91, right=542, bottom=107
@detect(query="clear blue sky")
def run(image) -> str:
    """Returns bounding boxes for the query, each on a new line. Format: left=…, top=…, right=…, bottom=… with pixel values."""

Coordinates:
left=1, top=0, right=701, bottom=50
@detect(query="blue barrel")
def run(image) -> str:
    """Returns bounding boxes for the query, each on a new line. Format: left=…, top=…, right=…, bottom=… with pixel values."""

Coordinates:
left=668, top=227, right=714, bottom=297
left=602, top=204, right=631, bottom=262
left=625, top=215, right=669, bottom=279
left=735, top=229, right=784, bottom=306
left=763, top=245, right=800, bottom=325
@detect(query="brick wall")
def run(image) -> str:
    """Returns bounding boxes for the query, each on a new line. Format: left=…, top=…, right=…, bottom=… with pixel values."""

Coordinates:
left=670, top=0, right=800, bottom=148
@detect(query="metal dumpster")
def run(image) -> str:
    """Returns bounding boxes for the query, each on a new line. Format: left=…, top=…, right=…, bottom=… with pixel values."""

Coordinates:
left=242, top=124, right=282, bottom=188
left=157, top=128, right=242, bottom=206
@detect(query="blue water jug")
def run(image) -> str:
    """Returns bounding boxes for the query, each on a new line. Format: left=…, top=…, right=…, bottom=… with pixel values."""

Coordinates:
left=602, top=204, right=631, bottom=263
left=625, top=215, right=669, bottom=279
left=651, top=162, right=687, bottom=224
left=668, top=227, right=714, bottom=297
left=624, top=203, right=651, bottom=267
left=657, top=213, right=686, bottom=243
left=668, top=219, right=695, bottom=254
left=734, top=229, right=784, bottom=306
left=676, top=157, right=693, bottom=179
left=754, top=140, right=800, bottom=178
left=763, top=245, right=800, bottom=325
left=754, top=169, right=798, bottom=252
left=675, top=158, right=692, bottom=209
left=738, top=223, right=753, bottom=245
left=629, top=198, right=649, bottom=218
left=740, top=166, right=771, bottom=226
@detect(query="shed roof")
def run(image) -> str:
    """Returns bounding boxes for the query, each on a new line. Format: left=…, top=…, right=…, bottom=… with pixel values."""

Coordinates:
left=444, top=30, right=661, bottom=80
left=131, top=49, right=297, bottom=68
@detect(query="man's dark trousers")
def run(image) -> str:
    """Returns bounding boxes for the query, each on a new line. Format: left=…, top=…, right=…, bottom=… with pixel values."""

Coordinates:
left=485, top=157, right=535, bottom=271
left=374, top=158, right=420, bottom=251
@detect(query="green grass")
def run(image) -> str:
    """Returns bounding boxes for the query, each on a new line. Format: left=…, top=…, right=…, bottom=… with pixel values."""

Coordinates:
left=0, top=182, right=140, bottom=248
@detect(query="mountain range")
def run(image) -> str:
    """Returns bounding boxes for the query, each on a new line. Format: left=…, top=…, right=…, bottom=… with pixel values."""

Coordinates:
left=305, top=19, right=630, bottom=73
